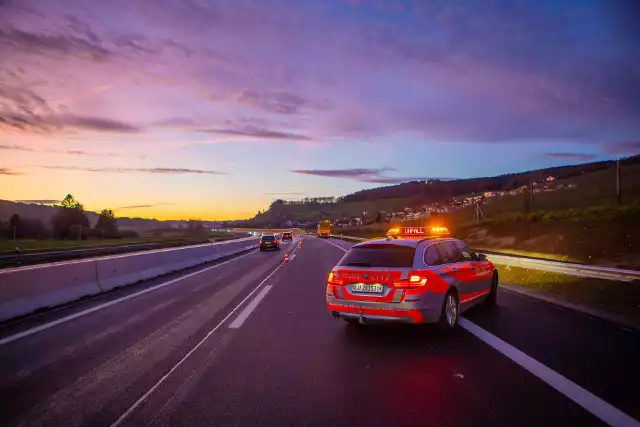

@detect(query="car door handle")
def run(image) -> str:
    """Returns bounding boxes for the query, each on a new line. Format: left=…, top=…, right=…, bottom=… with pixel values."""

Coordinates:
left=452, top=268, right=458, bottom=273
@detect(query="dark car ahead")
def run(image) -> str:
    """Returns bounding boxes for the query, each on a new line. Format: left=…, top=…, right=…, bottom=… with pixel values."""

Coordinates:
left=282, top=232, right=293, bottom=241
left=259, top=234, right=280, bottom=251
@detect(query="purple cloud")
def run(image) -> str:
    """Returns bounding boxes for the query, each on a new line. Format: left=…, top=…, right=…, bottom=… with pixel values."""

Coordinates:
left=116, top=203, right=176, bottom=209
left=0, top=143, right=115, bottom=157
left=0, top=27, right=111, bottom=62
left=40, top=166, right=225, bottom=175
left=199, top=126, right=311, bottom=141
left=236, top=90, right=331, bottom=115
left=291, top=168, right=445, bottom=184
left=55, top=115, right=143, bottom=133
left=292, top=168, right=394, bottom=179
left=543, top=153, right=596, bottom=161
left=0, top=0, right=638, bottom=152
left=0, top=167, right=20, bottom=175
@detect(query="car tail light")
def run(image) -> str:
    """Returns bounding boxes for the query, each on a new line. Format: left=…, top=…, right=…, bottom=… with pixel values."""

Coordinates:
left=393, top=273, right=427, bottom=289
left=328, top=271, right=343, bottom=285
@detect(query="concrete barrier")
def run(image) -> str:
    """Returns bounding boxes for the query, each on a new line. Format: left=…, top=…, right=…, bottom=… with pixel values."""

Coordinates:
left=0, top=261, right=102, bottom=321
left=0, top=237, right=257, bottom=321
left=96, top=238, right=256, bottom=291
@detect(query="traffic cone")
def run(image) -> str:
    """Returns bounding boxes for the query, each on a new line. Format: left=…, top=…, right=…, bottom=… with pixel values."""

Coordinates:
left=285, top=253, right=289, bottom=263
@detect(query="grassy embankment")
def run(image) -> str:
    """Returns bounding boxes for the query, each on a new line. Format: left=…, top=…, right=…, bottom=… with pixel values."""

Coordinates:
left=500, top=266, right=640, bottom=323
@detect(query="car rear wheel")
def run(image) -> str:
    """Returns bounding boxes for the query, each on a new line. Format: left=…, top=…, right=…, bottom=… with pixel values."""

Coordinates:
left=485, top=273, right=498, bottom=307
left=438, top=291, right=458, bottom=331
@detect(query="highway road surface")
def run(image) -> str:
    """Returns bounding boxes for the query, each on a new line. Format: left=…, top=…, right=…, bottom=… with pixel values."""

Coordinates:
left=0, top=236, right=639, bottom=427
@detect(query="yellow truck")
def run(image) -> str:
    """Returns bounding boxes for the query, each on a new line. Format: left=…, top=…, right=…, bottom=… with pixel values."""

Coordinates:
left=317, top=220, right=331, bottom=238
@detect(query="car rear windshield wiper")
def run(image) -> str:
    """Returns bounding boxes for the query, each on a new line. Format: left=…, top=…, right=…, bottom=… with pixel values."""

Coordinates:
left=345, top=262, right=370, bottom=267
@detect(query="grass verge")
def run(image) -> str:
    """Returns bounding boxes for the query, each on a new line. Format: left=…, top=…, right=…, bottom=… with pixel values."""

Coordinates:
left=500, top=265, right=640, bottom=321
left=475, top=247, right=580, bottom=263
left=0, top=231, right=241, bottom=254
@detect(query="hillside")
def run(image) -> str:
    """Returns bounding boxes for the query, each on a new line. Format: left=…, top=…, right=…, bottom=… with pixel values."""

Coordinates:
left=0, top=200, right=189, bottom=233
left=246, top=154, right=640, bottom=227
left=341, top=156, right=639, bottom=203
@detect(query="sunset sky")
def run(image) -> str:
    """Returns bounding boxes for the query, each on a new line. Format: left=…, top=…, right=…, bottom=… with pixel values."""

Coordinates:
left=1, top=0, right=639, bottom=220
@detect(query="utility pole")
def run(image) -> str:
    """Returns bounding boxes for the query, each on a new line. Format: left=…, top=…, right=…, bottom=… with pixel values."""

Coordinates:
left=473, top=201, right=485, bottom=224
left=529, top=180, right=535, bottom=212
left=616, top=159, right=622, bottom=206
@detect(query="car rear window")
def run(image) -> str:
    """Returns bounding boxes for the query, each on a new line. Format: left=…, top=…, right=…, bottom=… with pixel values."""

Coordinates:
left=338, top=244, right=415, bottom=268
left=283, top=232, right=292, bottom=236
left=261, top=236, right=275, bottom=242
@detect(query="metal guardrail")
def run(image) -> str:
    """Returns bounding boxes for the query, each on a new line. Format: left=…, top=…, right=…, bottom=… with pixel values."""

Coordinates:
left=0, top=237, right=242, bottom=268
left=327, top=234, right=640, bottom=282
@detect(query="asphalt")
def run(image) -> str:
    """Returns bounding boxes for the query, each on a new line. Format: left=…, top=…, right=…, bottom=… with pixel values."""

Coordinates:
left=0, top=236, right=638, bottom=427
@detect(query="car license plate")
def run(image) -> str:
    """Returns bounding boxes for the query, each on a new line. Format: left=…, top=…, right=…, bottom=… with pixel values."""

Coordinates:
left=351, top=283, right=383, bottom=293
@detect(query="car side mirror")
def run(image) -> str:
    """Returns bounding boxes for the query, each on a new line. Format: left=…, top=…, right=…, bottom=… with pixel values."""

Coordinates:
left=476, top=253, right=487, bottom=261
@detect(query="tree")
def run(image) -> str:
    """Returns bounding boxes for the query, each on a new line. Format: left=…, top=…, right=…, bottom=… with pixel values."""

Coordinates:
left=51, top=194, right=89, bottom=239
left=95, top=209, right=119, bottom=238
left=61, top=194, right=84, bottom=210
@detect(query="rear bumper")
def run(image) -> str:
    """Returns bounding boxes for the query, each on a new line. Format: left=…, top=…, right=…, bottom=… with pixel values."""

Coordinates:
left=327, top=301, right=441, bottom=324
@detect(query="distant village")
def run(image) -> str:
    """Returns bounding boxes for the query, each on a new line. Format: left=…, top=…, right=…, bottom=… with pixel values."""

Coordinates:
left=331, top=176, right=579, bottom=228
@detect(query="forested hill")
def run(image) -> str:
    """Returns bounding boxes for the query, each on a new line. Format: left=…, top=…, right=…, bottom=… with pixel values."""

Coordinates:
left=341, top=156, right=639, bottom=203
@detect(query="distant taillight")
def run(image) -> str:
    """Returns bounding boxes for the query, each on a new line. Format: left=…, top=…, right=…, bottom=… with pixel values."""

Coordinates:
left=328, top=271, right=343, bottom=285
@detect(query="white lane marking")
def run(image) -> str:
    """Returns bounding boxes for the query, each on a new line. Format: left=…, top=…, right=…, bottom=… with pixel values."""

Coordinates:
left=459, top=318, right=640, bottom=427
left=110, top=244, right=298, bottom=426
left=289, top=254, right=297, bottom=261
left=228, top=285, right=272, bottom=329
left=0, top=250, right=257, bottom=347
left=321, top=238, right=348, bottom=252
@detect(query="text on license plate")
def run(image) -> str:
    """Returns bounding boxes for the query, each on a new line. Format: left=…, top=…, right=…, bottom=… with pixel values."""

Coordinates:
left=351, top=283, right=384, bottom=293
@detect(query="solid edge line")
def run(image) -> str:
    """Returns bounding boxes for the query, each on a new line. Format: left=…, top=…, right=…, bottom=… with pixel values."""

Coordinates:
left=228, top=285, right=272, bottom=329
left=109, top=243, right=298, bottom=426
left=501, top=284, right=640, bottom=333
left=458, top=318, right=640, bottom=427
left=0, top=250, right=257, bottom=347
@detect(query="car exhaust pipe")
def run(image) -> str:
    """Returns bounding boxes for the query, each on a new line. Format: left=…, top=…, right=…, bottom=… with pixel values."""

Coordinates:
left=332, top=311, right=340, bottom=318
